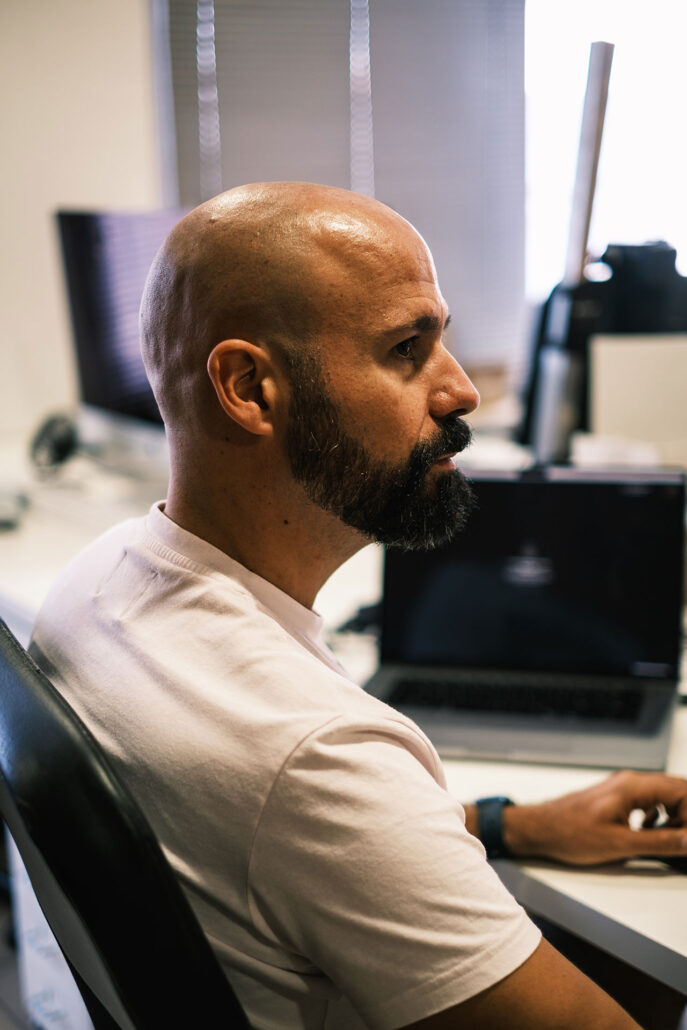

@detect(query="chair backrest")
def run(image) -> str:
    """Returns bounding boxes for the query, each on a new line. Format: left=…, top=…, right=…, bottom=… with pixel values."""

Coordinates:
left=0, top=619, right=251, bottom=1029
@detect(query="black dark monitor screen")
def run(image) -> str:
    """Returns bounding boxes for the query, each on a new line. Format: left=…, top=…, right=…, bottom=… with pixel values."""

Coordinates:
left=382, top=472, right=685, bottom=679
left=56, top=209, right=185, bottom=425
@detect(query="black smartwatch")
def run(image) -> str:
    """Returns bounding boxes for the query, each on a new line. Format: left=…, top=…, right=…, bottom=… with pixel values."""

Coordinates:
left=475, top=796, right=515, bottom=859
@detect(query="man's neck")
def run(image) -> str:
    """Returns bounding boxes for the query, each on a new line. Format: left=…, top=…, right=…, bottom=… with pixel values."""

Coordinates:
left=164, top=474, right=366, bottom=609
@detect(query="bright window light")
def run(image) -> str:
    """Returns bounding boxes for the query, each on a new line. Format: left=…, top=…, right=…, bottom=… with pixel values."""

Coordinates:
left=526, top=0, right=687, bottom=299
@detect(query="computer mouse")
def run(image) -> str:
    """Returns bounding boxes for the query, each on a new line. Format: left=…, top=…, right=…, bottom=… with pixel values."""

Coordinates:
left=655, top=855, right=687, bottom=874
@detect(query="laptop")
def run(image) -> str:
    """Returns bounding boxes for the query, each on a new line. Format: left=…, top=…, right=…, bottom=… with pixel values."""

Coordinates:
left=365, top=466, right=685, bottom=769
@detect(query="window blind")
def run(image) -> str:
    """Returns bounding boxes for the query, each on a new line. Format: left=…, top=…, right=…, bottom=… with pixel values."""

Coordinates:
left=158, top=0, right=525, bottom=367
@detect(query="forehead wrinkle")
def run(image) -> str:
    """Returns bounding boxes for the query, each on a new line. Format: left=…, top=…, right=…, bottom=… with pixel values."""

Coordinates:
left=380, top=312, right=452, bottom=339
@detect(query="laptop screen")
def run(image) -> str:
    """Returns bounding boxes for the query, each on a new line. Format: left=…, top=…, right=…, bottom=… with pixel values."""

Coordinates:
left=381, top=470, right=685, bottom=679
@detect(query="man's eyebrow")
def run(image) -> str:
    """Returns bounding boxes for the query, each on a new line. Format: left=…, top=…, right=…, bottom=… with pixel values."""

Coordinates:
left=384, top=313, right=451, bottom=337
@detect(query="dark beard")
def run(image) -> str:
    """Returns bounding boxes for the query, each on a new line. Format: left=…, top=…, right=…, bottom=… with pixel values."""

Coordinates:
left=285, top=354, right=475, bottom=550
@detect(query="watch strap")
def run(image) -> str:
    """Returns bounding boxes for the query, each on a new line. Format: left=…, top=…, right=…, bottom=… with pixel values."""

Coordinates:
left=475, top=796, right=515, bottom=859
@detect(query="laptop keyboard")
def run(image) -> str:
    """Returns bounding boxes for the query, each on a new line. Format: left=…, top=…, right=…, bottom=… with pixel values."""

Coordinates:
left=389, top=677, right=644, bottom=722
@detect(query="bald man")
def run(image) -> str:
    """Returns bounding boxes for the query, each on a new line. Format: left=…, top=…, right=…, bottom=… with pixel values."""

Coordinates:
left=31, top=183, right=687, bottom=1030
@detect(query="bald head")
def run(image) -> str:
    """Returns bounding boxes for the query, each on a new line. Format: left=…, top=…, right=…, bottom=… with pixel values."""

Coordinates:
left=139, top=182, right=433, bottom=435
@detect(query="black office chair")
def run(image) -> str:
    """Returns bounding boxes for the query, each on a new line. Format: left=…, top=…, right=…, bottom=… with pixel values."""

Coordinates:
left=0, top=619, right=252, bottom=1029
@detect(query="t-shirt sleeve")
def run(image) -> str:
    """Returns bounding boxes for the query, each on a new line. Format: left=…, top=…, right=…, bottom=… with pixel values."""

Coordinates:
left=247, top=715, right=541, bottom=1030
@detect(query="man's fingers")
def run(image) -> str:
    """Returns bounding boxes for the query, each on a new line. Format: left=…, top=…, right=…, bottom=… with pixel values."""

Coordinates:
left=640, top=805, right=660, bottom=828
left=611, top=771, right=687, bottom=817
left=624, top=827, right=687, bottom=857
left=605, top=774, right=687, bottom=819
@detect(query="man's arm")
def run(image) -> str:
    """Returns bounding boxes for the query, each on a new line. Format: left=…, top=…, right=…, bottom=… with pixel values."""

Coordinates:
left=395, top=770, right=679, bottom=1029
left=432, top=770, right=685, bottom=1028
left=464, top=769, right=687, bottom=865
left=399, top=937, right=641, bottom=1029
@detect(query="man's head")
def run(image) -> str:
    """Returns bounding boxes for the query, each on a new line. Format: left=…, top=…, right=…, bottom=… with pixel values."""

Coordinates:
left=140, top=182, right=479, bottom=552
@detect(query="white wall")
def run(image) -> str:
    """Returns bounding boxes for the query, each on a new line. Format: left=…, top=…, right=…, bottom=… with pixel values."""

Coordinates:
left=0, top=0, right=161, bottom=443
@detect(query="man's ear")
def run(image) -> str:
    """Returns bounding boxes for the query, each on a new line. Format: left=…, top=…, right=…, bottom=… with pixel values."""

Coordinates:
left=206, top=340, right=278, bottom=436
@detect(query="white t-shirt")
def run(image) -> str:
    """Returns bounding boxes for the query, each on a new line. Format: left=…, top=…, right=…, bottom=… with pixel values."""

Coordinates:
left=31, top=503, right=540, bottom=1030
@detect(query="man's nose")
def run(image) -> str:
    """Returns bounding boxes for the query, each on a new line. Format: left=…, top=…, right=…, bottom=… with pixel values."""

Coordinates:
left=430, top=348, right=480, bottom=420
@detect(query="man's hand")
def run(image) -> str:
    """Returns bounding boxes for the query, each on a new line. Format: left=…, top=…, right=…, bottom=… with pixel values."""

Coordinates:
left=495, top=770, right=687, bottom=865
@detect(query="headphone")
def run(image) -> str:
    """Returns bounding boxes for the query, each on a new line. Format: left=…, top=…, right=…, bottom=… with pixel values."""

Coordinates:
left=30, top=415, right=79, bottom=470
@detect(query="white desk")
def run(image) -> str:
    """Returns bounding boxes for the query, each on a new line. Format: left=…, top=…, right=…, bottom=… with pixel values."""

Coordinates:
left=0, top=447, right=167, bottom=643
left=1, top=447, right=686, bottom=999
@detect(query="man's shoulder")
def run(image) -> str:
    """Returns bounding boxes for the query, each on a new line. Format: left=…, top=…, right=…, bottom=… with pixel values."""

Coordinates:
left=36, top=515, right=146, bottom=613
left=64, top=514, right=145, bottom=567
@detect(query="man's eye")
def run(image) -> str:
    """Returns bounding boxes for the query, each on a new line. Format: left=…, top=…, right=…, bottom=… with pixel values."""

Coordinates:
left=394, top=337, right=418, bottom=360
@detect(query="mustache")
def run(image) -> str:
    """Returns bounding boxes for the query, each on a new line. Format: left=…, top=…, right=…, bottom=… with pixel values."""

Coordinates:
left=421, top=417, right=472, bottom=466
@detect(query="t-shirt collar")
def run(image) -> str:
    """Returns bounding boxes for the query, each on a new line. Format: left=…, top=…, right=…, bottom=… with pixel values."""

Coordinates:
left=146, top=502, right=326, bottom=645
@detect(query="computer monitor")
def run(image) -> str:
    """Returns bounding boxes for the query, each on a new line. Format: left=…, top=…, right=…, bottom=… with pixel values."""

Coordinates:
left=56, top=209, right=185, bottom=476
